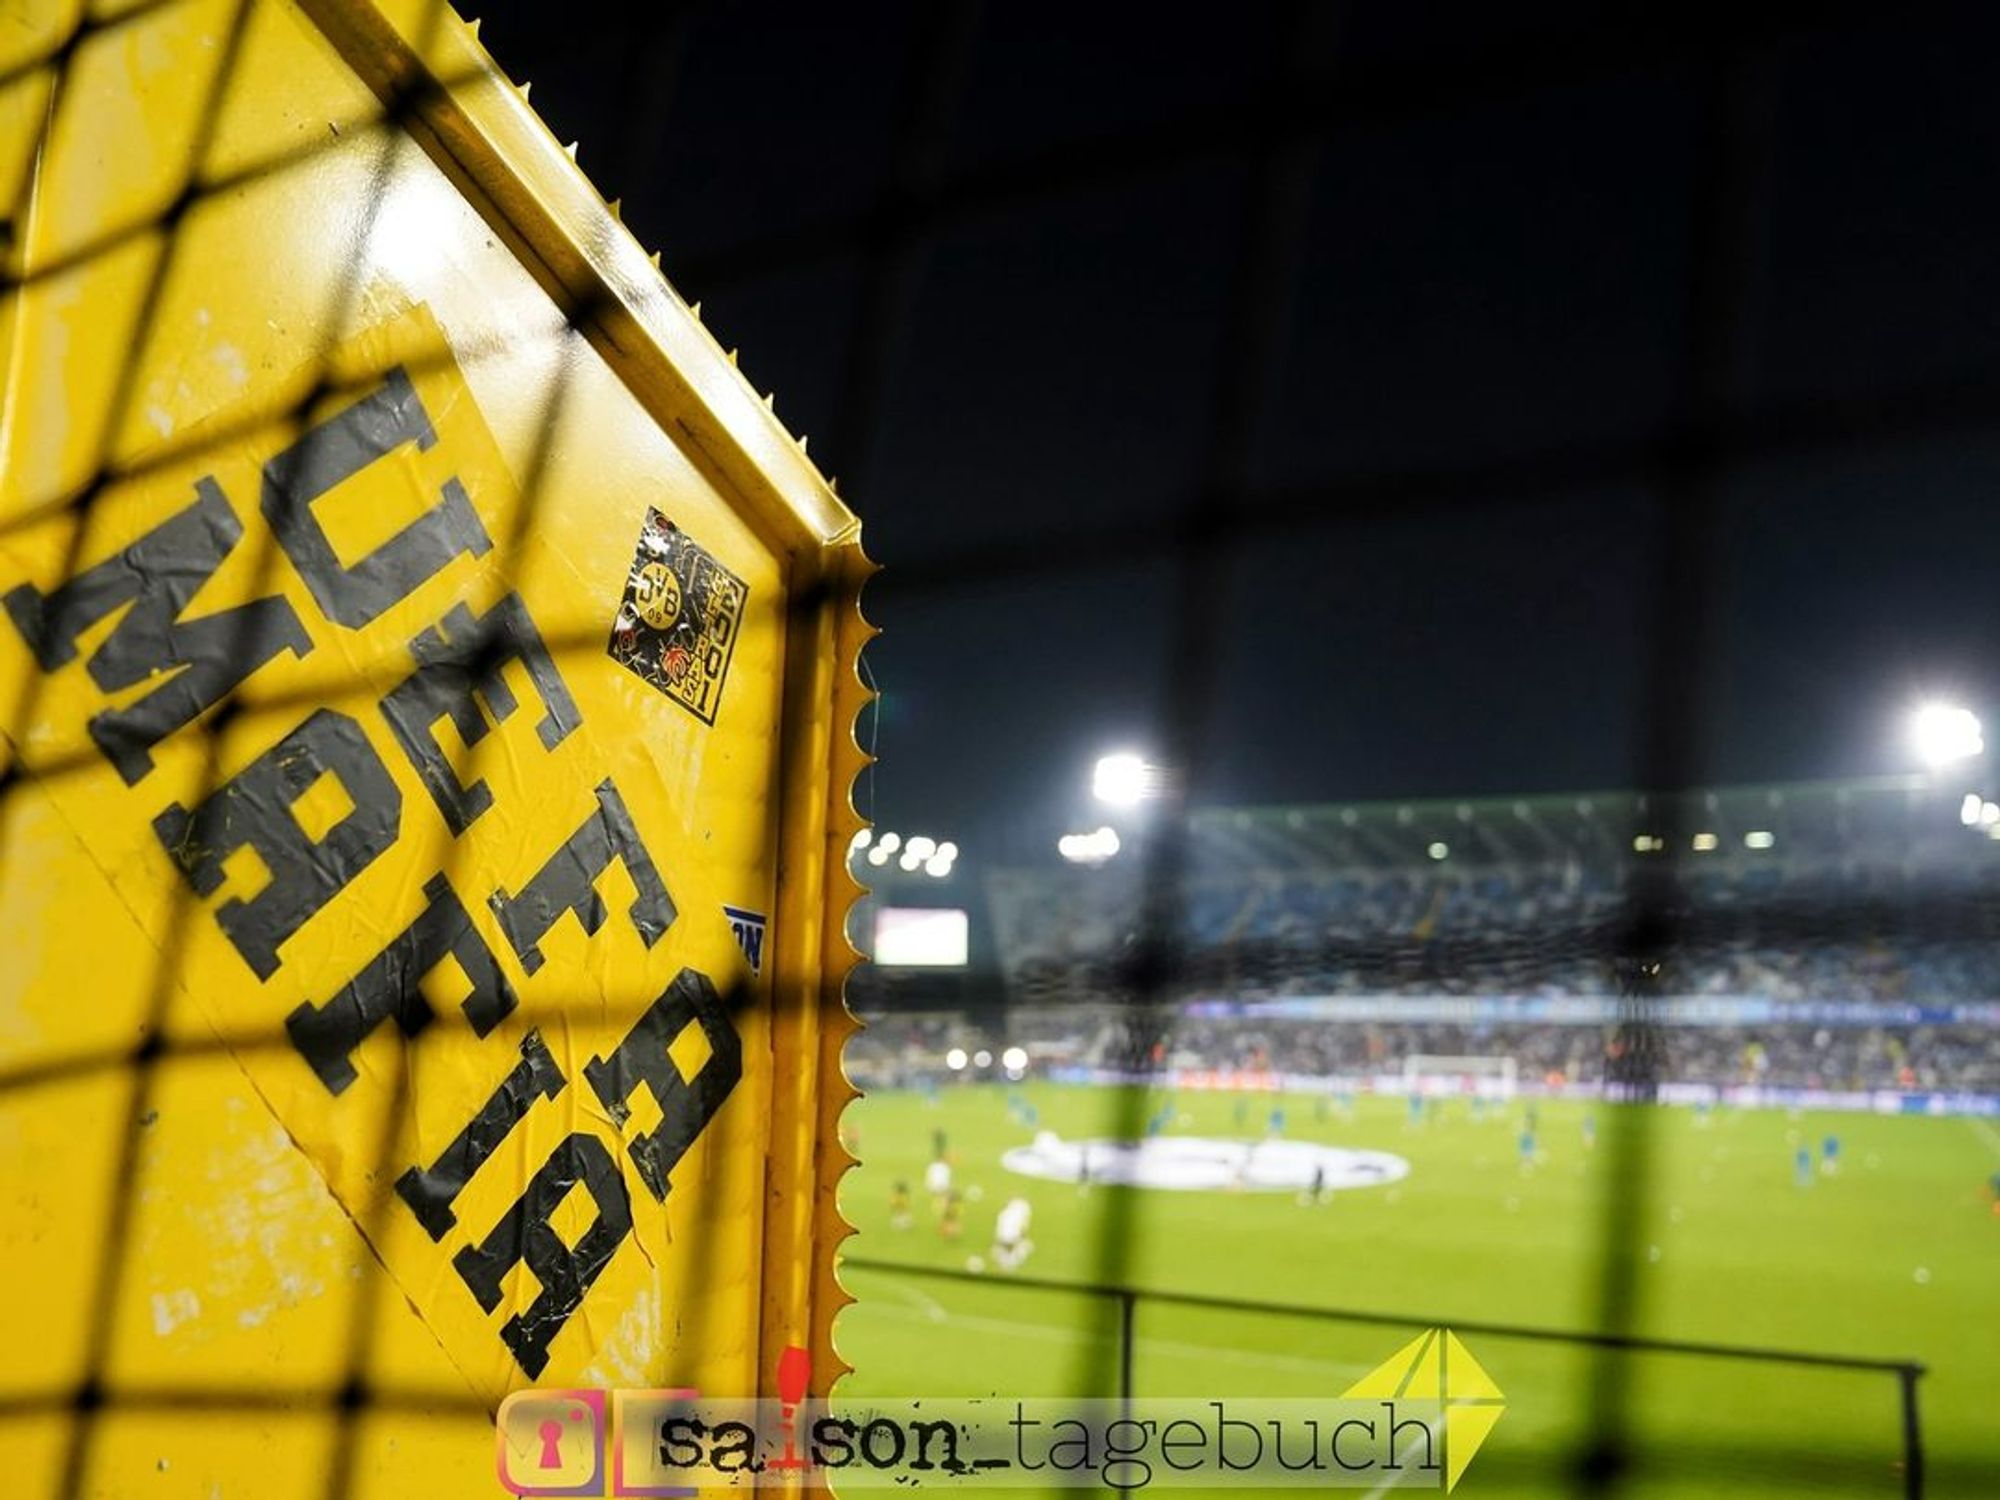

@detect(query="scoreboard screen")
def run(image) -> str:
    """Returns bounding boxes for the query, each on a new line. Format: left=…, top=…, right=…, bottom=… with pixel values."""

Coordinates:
left=874, top=907, right=970, bottom=967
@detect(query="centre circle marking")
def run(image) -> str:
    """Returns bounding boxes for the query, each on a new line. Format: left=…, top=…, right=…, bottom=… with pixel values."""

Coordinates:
left=1001, top=1133, right=1410, bottom=1193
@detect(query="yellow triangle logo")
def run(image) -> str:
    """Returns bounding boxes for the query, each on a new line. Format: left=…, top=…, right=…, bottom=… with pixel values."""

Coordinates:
left=1341, top=1328, right=1505, bottom=1492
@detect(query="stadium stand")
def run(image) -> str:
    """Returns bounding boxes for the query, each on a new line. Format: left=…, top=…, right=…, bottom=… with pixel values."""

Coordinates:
left=850, top=775, right=2000, bottom=1104
left=983, top=776, right=2000, bottom=1006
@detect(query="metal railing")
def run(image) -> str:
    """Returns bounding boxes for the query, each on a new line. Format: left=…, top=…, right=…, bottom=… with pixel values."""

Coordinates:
left=843, top=1254, right=1930, bottom=1498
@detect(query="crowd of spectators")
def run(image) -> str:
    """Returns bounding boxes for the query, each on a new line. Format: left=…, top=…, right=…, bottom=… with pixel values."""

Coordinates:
left=845, top=1006, right=2000, bottom=1095
left=863, top=810, right=2000, bottom=1098
left=987, top=858, right=2000, bottom=1007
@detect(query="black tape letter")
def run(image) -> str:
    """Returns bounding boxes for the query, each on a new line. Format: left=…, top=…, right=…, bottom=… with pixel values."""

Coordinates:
left=584, top=969, right=742, bottom=1202
left=379, top=593, right=581, bottom=834
left=395, top=1031, right=564, bottom=1239
left=286, top=873, right=517, bottom=1095
left=489, top=779, right=674, bottom=974
left=2, top=477, right=311, bottom=784
left=262, top=367, right=492, bottom=628
left=153, top=708, right=401, bottom=980
left=452, top=1132, right=633, bottom=1378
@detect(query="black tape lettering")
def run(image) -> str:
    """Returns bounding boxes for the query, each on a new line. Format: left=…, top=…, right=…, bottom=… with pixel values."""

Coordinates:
left=1, top=477, right=311, bottom=785
left=488, top=778, right=674, bottom=974
left=152, top=708, right=401, bottom=980
left=394, top=1030, right=564, bottom=1240
left=379, top=593, right=581, bottom=835
left=285, top=872, right=517, bottom=1095
left=452, top=1131, right=633, bottom=1379
left=261, top=367, right=492, bottom=628
left=583, top=969, right=742, bottom=1202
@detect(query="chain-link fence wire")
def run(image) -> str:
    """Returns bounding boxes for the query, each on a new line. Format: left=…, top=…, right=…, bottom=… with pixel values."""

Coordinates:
left=3, top=1, right=1995, bottom=1496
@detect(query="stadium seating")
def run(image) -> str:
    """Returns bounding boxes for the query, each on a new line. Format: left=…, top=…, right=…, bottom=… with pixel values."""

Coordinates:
left=860, top=779, right=2000, bottom=1096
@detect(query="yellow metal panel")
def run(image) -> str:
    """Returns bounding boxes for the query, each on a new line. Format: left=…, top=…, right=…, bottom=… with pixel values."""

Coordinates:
left=0, top=0, right=869, bottom=1493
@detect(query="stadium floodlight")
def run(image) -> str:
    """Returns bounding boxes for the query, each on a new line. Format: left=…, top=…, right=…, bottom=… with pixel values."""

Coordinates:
left=1058, top=826, right=1121, bottom=864
left=973, top=1049, right=993, bottom=1069
left=1427, top=841, right=1449, bottom=861
left=907, top=835, right=936, bottom=859
left=1001, top=1046, right=1028, bottom=1072
left=923, top=853, right=953, bottom=878
left=937, top=841, right=958, bottom=861
left=866, top=845, right=891, bottom=866
left=1691, top=832, right=1719, bottom=852
left=1908, top=702, right=1983, bottom=767
left=945, top=1047, right=968, bottom=1071
left=1744, top=830, right=1776, bottom=849
left=899, top=849, right=922, bottom=871
left=1962, top=794, right=1983, bottom=827
left=877, top=830, right=901, bottom=854
left=1092, top=751, right=1160, bottom=806
left=849, top=828, right=871, bottom=852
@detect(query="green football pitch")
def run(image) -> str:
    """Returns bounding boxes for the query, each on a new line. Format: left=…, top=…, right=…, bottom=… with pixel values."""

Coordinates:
left=834, top=1082, right=1999, bottom=1497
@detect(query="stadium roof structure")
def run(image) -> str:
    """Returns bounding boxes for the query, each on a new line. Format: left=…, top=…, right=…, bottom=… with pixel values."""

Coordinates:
left=1185, top=774, right=1993, bottom=875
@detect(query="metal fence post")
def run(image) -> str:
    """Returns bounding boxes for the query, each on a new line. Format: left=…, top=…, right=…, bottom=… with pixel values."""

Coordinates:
left=1117, top=1288, right=1137, bottom=1410
left=1899, top=1363, right=1926, bottom=1500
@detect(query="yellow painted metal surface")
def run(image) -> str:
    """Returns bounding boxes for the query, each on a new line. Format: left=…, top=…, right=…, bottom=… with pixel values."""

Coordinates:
left=0, top=0, right=870, bottom=1493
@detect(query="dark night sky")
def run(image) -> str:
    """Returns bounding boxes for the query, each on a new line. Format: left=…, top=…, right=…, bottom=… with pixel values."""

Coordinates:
left=476, top=1, right=2000, bottom=860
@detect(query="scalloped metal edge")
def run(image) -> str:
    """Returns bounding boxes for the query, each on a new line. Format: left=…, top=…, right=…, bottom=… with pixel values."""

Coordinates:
left=812, top=540, right=878, bottom=1395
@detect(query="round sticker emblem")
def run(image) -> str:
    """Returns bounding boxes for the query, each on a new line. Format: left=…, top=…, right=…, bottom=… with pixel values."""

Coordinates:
left=632, top=560, right=683, bottom=629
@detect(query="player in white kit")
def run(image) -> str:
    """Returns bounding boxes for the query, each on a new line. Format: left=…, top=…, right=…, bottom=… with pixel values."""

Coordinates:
left=924, top=1155, right=953, bottom=1213
left=992, top=1196, right=1035, bottom=1270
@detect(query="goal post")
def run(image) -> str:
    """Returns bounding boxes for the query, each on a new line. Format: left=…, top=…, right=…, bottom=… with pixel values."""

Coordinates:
left=1402, top=1054, right=1520, bottom=1099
